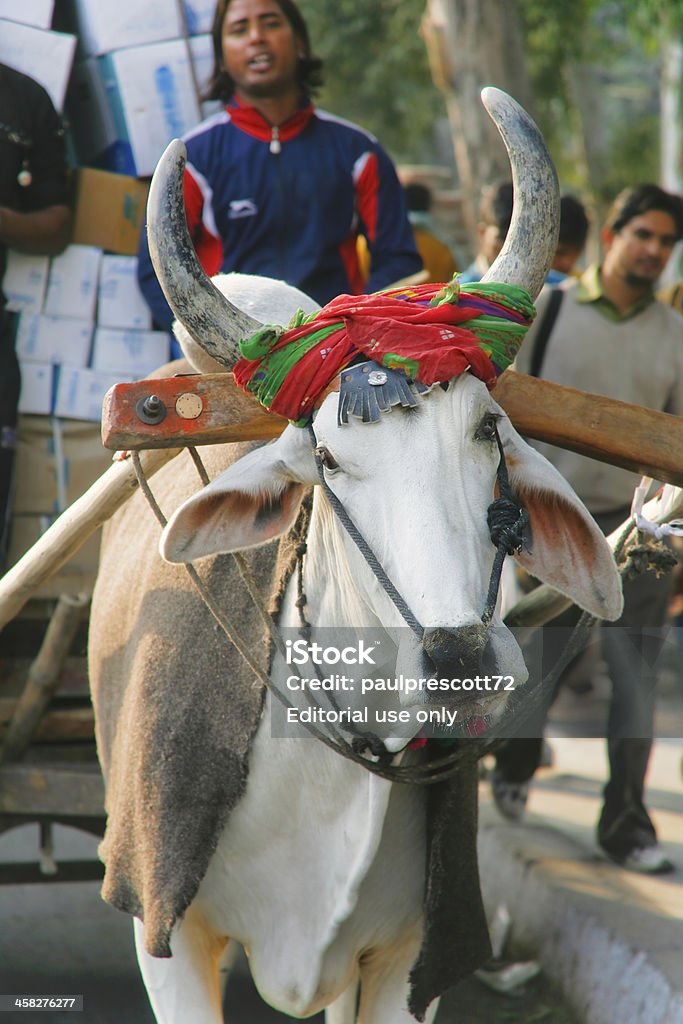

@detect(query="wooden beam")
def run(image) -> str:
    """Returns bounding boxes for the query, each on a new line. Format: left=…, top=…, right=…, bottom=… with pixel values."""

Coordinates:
left=0, top=763, right=104, bottom=817
left=0, top=595, right=89, bottom=763
left=493, top=371, right=683, bottom=487
left=101, top=370, right=683, bottom=488
left=0, top=704, right=95, bottom=744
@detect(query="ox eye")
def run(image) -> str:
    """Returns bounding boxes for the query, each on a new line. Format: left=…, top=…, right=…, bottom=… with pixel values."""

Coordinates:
left=475, top=413, right=500, bottom=442
left=314, top=444, right=340, bottom=472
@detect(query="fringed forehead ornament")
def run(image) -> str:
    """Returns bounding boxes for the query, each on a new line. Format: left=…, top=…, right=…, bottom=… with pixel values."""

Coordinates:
left=338, top=362, right=431, bottom=424
left=232, top=277, right=536, bottom=426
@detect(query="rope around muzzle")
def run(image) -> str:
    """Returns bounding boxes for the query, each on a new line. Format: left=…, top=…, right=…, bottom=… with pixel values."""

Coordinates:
left=129, top=450, right=483, bottom=782
left=129, top=447, right=517, bottom=783
left=128, top=449, right=677, bottom=783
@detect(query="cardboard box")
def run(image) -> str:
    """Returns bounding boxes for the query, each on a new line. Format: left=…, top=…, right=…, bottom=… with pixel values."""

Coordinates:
left=13, top=414, right=113, bottom=515
left=53, top=366, right=122, bottom=421
left=16, top=313, right=93, bottom=367
left=63, top=0, right=182, bottom=57
left=72, top=168, right=149, bottom=256
left=97, top=255, right=152, bottom=328
left=43, top=244, right=102, bottom=321
left=91, top=327, right=170, bottom=376
left=3, top=252, right=50, bottom=314
left=0, top=1, right=54, bottom=30
left=68, top=40, right=201, bottom=177
left=18, top=362, right=53, bottom=415
left=0, top=19, right=76, bottom=111
left=183, top=0, right=216, bottom=37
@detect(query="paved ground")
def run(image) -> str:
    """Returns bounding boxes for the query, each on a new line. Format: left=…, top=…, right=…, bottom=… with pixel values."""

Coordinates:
left=477, top=725, right=683, bottom=1024
left=0, top=681, right=681, bottom=1023
left=0, top=817, right=579, bottom=1024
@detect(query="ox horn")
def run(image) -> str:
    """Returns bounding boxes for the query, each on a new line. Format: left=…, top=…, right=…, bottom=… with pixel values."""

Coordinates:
left=146, top=139, right=261, bottom=368
left=480, top=87, right=559, bottom=301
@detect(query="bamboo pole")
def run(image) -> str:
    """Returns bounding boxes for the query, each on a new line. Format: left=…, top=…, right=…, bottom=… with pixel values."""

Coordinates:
left=0, top=448, right=180, bottom=632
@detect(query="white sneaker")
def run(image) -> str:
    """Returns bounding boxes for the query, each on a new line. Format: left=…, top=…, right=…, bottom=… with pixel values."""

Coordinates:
left=491, top=771, right=529, bottom=822
left=618, top=845, right=674, bottom=875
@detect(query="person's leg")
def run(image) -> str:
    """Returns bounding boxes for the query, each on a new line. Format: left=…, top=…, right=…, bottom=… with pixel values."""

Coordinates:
left=597, top=737, right=657, bottom=857
left=593, top=517, right=674, bottom=870
left=491, top=612, right=584, bottom=819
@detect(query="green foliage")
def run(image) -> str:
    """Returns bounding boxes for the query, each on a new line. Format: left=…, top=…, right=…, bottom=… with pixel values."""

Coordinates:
left=301, top=0, right=447, bottom=163
left=297, top=1, right=678, bottom=196
left=518, top=0, right=674, bottom=196
left=599, top=111, right=661, bottom=201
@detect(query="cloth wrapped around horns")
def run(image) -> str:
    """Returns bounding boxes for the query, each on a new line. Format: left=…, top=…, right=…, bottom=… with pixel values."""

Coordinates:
left=233, top=277, right=536, bottom=425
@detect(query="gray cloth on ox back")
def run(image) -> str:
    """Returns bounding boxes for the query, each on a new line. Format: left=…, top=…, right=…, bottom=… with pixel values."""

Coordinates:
left=88, top=438, right=490, bottom=1018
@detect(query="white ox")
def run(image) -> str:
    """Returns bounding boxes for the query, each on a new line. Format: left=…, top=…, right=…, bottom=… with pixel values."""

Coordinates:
left=88, top=91, right=622, bottom=1024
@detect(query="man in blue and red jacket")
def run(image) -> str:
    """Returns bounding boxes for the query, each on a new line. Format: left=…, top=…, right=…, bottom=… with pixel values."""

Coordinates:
left=137, top=0, right=423, bottom=333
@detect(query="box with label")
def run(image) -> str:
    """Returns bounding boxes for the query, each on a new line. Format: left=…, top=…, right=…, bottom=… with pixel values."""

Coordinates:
left=61, top=0, right=182, bottom=57
left=0, top=19, right=76, bottom=111
left=97, top=255, right=152, bottom=329
left=54, top=366, right=123, bottom=422
left=16, top=313, right=93, bottom=366
left=4, top=252, right=50, bottom=315
left=13, top=414, right=113, bottom=514
left=0, top=1, right=54, bottom=30
left=17, top=362, right=53, bottom=415
left=67, top=40, right=201, bottom=177
left=43, top=244, right=102, bottom=321
left=182, top=0, right=215, bottom=36
left=72, top=168, right=149, bottom=256
left=91, top=327, right=170, bottom=377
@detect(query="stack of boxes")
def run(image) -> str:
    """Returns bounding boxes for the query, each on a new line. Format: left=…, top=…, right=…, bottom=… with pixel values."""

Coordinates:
left=0, top=1, right=222, bottom=589
left=62, top=0, right=218, bottom=175
left=8, top=245, right=172, bottom=420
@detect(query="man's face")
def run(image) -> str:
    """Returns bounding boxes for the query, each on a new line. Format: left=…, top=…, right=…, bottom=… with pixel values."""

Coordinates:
left=602, top=210, right=679, bottom=289
left=552, top=243, right=583, bottom=276
left=222, top=0, right=300, bottom=100
left=478, top=222, right=505, bottom=269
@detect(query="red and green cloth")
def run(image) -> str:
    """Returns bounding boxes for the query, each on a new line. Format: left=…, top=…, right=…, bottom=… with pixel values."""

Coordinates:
left=232, top=277, right=536, bottom=425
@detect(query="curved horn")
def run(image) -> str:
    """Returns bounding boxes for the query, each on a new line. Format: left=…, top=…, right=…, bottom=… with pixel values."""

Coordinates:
left=480, top=87, right=559, bottom=301
left=147, top=139, right=262, bottom=368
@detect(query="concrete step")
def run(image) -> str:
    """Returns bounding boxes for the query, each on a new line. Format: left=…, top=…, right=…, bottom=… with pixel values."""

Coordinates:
left=477, top=738, right=683, bottom=1024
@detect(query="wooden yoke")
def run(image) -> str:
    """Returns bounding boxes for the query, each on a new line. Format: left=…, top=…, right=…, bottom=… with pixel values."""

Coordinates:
left=102, top=369, right=683, bottom=488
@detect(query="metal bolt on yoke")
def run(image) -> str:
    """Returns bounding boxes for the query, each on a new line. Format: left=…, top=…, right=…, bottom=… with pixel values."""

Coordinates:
left=136, top=394, right=167, bottom=425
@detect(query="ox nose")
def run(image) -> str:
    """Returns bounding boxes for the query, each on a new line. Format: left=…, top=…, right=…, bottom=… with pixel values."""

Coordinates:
left=422, top=625, right=489, bottom=679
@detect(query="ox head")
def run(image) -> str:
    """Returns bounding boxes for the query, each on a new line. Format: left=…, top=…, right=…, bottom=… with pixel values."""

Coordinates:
left=149, top=89, right=622, bottom=732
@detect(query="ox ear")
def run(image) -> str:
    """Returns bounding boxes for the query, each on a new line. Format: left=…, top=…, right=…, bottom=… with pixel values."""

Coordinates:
left=499, top=420, right=623, bottom=621
left=160, top=439, right=309, bottom=563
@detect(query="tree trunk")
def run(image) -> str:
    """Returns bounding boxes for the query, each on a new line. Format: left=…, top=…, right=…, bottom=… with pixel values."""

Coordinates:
left=422, top=0, right=534, bottom=248
left=661, top=38, right=683, bottom=194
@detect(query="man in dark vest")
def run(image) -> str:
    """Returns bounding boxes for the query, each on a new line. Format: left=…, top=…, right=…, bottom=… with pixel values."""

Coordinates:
left=0, top=63, right=72, bottom=569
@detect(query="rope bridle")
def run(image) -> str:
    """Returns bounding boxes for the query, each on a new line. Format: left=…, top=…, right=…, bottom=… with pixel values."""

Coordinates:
left=305, top=420, right=529, bottom=639
left=129, top=378, right=536, bottom=784
left=130, top=376, right=672, bottom=785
